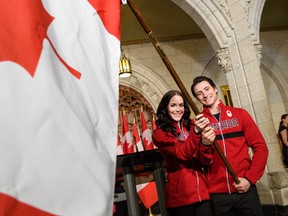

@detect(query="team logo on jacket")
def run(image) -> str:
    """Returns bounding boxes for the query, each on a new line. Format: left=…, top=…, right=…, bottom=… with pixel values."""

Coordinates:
left=226, top=110, right=232, bottom=117
left=210, top=118, right=239, bottom=131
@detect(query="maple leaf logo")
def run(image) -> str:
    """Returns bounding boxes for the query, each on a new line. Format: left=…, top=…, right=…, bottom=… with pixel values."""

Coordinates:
left=0, top=0, right=81, bottom=79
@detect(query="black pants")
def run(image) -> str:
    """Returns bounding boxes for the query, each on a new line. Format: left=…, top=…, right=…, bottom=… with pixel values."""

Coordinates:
left=168, top=200, right=214, bottom=216
left=283, top=144, right=288, bottom=167
left=210, top=185, right=263, bottom=216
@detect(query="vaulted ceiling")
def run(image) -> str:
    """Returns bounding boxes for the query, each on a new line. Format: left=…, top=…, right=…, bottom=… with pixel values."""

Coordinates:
left=120, top=0, right=288, bottom=44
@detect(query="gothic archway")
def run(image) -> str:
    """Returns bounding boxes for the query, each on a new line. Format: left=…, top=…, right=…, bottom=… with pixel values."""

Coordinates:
left=119, top=85, right=155, bottom=129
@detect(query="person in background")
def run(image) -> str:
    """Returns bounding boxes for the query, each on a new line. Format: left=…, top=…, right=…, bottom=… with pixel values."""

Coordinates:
left=152, top=90, right=215, bottom=216
left=278, top=114, right=288, bottom=168
left=191, top=76, right=268, bottom=216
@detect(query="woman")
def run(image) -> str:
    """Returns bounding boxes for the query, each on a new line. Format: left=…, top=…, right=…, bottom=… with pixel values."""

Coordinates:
left=278, top=114, right=288, bottom=167
left=152, top=90, right=215, bottom=216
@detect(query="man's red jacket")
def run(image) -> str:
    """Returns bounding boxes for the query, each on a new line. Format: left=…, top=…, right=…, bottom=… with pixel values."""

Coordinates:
left=202, top=100, right=268, bottom=194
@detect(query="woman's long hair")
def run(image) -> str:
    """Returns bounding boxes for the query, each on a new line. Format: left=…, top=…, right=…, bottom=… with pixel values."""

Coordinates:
left=156, top=90, right=191, bottom=137
left=279, top=114, right=288, bottom=128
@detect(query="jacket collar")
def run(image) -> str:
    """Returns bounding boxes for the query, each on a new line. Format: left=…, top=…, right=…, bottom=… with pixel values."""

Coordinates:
left=202, top=100, right=225, bottom=115
left=172, top=120, right=187, bottom=133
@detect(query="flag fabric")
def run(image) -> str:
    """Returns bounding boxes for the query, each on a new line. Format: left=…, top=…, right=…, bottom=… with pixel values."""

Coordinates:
left=122, top=111, right=134, bottom=154
left=136, top=181, right=158, bottom=209
left=0, top=0, right=120, bottom=215
left=141, top=111, right=155, bottom=150
left=116, top=134, right=124, bottom=155
left=132, top=118, right=144, bottom=152
left=113, top=204, right=116, bottom=214
left=152, top=114, right=157, bottom=132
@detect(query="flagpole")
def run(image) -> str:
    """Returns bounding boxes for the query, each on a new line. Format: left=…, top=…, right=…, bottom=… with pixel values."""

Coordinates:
left=126, top=0, right=240, bottom=184
left=134, top=109, right=141, bottom=145
left=139, top=106, right=144, bottom=148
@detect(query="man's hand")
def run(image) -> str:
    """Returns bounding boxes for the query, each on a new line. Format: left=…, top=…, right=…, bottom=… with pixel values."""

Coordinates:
left=201, top=126, right=215, bottom=146
left=233, top=177, right=251, bottom=193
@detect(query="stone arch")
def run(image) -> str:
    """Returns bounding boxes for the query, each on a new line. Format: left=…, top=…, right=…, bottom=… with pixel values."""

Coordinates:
left=119, top=61, right=170, bottom=112
left=202, top=56, right=225, bottom=82
left=171, top=0, right=234, bottom=50
left=248, top=0, right=266, bottom=43
left=260, top=55, right=288, bottom=129
left=261, top=55, right=288, bottom=109
left=118, top=85, right=155, bottom=134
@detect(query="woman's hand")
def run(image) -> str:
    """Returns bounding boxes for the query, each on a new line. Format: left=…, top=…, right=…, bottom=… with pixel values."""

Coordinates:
left=201, top=126, right=215, bottom=146
left=194, top=114, right=210, bottom=134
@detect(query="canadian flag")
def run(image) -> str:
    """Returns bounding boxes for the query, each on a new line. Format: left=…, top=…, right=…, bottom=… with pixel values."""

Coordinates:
left=122, top=110, right=134, bottom=154
left=136, top=181, right=158, bottom=209
left=132, top=118, right=144, bottom=152
left=141, top=110, right=155, bottom=150
left=0, top=0, right=120, bottom=215
left=116, top=134, right=124, bottom=155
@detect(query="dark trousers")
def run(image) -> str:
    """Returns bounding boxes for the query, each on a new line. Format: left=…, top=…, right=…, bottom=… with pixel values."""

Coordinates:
left=283, top=144, right=288, bottom=167
left=168, top=200, right=214, bottom=216
left=210, top=185, right=263, bottom=216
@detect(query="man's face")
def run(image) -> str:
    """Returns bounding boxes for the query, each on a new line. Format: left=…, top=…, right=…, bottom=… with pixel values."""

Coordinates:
left=194, top=80, right=218, bottom=107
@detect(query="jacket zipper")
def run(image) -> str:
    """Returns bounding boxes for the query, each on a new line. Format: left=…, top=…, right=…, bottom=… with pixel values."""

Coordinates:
left=212, top=108, right=231, bottom=194
left=195, top=171, right=201, bottom=202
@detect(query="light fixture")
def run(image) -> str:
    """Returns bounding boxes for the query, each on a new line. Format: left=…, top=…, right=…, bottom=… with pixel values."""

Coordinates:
left=119, top=47, right=132, bottom=78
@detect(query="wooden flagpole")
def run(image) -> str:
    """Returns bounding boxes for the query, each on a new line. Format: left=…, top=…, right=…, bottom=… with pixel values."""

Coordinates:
left=126, top=0, right=240, bottom=184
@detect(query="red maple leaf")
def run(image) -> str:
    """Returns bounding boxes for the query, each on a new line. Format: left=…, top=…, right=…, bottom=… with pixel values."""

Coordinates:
left=0, top=193, right=57, bottom=216
left=0, top=0, right=81, bottom=79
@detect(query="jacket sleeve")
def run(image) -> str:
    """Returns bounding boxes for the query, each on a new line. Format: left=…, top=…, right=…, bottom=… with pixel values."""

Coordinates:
left=191, top=120, right=215, bottom=166
left=152, top=127, right=213, bottom=165
left=197, top=142, right=214, bottom=166
left=241, top=109, right=269, bottom=184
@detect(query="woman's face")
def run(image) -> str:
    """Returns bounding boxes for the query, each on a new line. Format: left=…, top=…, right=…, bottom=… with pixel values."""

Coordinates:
left=284, top=116, right=288, bottom=125
left=167, top=95, right=184, bottom=122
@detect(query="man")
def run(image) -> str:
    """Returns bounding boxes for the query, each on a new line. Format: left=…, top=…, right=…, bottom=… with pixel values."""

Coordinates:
left=191, top=76, right=268, bottom=216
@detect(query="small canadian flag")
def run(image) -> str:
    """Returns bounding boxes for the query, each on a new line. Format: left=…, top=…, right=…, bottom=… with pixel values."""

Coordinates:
left=121, top=110, right=134, bottom=154
left=141, top=107, right=155, bottom=150
left=136, top=181, right=158, bottom=209
left=116, top=135, right=124, bottom=155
